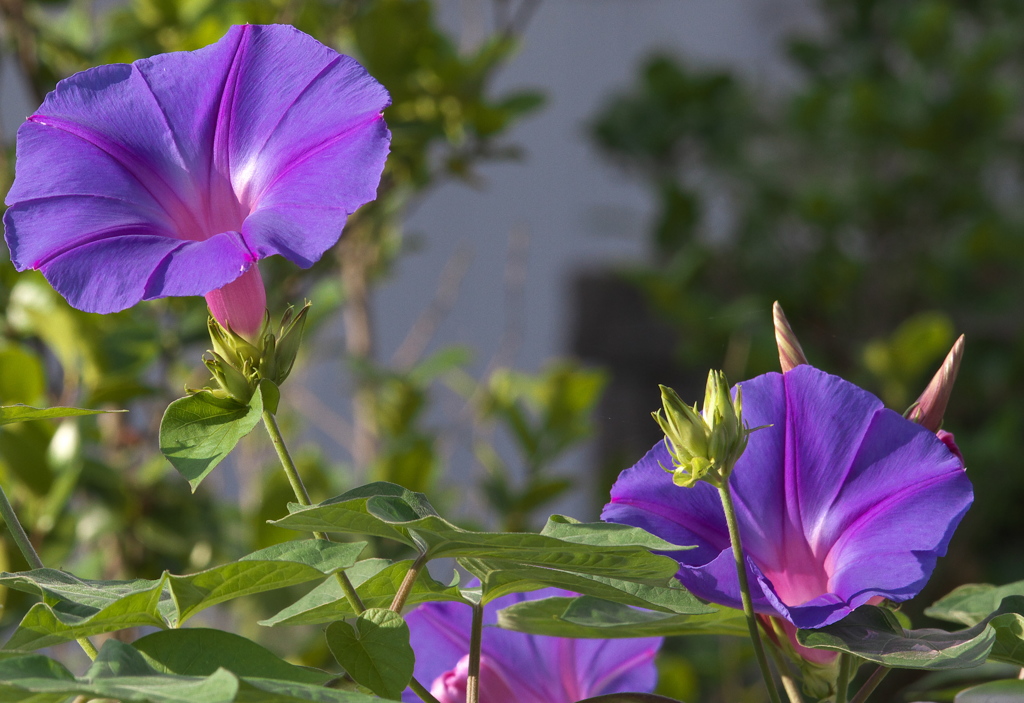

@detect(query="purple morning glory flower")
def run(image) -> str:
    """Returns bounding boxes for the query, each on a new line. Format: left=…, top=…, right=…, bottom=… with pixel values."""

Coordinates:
left=3, top=24, right=390, bottom=336
left=404, top=589, right=662, bottom=703
left=602, top=365, right=973, bottom=631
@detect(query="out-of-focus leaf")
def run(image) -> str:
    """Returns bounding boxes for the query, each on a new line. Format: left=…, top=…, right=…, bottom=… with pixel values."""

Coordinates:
left=0, top=405, right=122, bottom=426
left=954, top=679, right=1024, bottom=702
left=0, top=346, right=45, bottom=406
left=928, top=581, right=1024, bottom=626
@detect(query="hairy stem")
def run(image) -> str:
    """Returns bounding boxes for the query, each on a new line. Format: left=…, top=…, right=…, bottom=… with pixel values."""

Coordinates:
left=262, top=407, right=443, bottom=701
left=467, top=601, right=484, bottom=703
left=836, top=653, right=853, bottom=703
left=850, top=666, right=889, bottom=703
left=717, top=483, right=783, bottom=703
left=1, top=483, right=98, bottom=660
left=262, top=410, right=366, bottom=611
left=391, top=552, right=428, bottom=612
left=764, top=639, right=804, bottom=703
left=408, top=678, right=442, bottom=703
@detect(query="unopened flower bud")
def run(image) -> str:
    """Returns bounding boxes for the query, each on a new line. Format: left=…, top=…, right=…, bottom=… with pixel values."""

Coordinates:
left=907, top=334, right=964, bottom=433
left=204, top=352, right=256, bottom=403
left=655, top=371, right=758, bottom=488
left=272, top=303, right=310, bottom=385
left=773, top=301, right=808, bottom=373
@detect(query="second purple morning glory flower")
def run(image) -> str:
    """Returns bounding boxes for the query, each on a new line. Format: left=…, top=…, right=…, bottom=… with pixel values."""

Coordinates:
left=603, top=364, right=973, bottom=631
left=3, top=24, right=390, bottom=336
left=404, top=588, right=662, bottom=703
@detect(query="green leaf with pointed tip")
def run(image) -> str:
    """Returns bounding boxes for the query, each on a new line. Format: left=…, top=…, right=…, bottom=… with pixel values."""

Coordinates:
left=954, top=679, right=1024, bottom=702
left=0, top=568, right=168, bottom=614
left=86, top=638, right=162, bottom=678
left=236, top=678, right=381, bottom=702
left=134, top=629, right=332, bottom=685
left=166, top=540, right=366, bottom=625
left=326, top=608, right=413, bottom=701
left=0, top=641, right=240, bottom=703
left=797, top=596, right=1024, bottom=670
left=0, top=404, right=124, bottom=426
left=539, top=515, right=692, bottom=552
left=927, top=581, right=1024, bottom=626
left=1, top=540, right=359, bottom=647
left=263, top=559, right=467, bottom=626
left=2, top=574, right=170, bottom=651
left=272, top=482, right=440, bottom=546
left=497, top=595, right=746, bottom=638
left=461, top=558, right=711, bottom=612
left=160, top=388, right=264, bottom=490
left=271, top=483, right=687, bottom=582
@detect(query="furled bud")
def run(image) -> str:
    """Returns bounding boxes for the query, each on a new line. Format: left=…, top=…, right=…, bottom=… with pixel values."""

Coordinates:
left=272, top=303, right=310, bottom=385
left=199, top=303, right=311, bottom=403
left=773, top=301, right=808, bottom=373
left=654, top=371, right=757, bottom=488
left=907, top=334, right=964, bottom=433
left=204, top=352, right=257, bottom=403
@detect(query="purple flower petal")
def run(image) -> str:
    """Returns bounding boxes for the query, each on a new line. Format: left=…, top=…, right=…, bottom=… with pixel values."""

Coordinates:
left=403, top=589, right=662, bottom=703
left=4, top=24, right=389, bottom=319
left=603, top=365, right=973, bottom=630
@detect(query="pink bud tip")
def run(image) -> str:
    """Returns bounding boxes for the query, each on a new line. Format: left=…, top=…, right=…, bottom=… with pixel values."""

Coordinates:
left=430, top=654, right=517, bottom=703
left=204, top=263, right=266, bottom=339
left=773, top=301, right=809, bottom=373
left=909, top=334, right=965, bottom=433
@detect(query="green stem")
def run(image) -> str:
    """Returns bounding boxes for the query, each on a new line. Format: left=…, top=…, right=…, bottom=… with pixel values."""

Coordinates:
left=0, top=483, right=43, bottom=569
left=0, top=483, right=98, bottom=660
left=263, top=410, right=365, bottom=610
left=467, top=601, right=484, bottom=703
left=391, top=552, right=428, bottom=612
left=849, top=666, right=888, bottom=703
left=717, top=483, right=783, bottom=703
left=408, top=678, right=442, bottom=703
left=835, top=653, right=853, bottom=703
left=765, top=637, right=804, bottom=703
left=262, top=409, right=437, bottom=701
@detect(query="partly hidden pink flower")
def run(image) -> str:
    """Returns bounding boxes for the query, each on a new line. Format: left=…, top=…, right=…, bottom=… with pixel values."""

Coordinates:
left=404, top=589, right=662, bottom=703
left=3, top=24, right=390, bottom=337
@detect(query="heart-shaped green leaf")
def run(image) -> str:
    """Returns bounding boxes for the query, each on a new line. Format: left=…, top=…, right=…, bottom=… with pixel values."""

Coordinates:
left=159, top=388, right=264, bottom=491
left=326, top=608, right=413, bottom=700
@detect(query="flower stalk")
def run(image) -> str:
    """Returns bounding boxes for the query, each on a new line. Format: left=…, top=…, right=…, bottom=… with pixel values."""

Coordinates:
left=718, top=482, right=783, bottom=703
left=466, top=601, right=484, bottom=703
left=835, top=653, right=853, bottom=703
left=849, top=666, right=889, bottom=703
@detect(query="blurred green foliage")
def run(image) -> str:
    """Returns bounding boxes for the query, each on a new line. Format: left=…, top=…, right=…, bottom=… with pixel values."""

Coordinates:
left=589, top=0, right=1024, bottom=642
left=0, top=0, right=580, bottom=665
